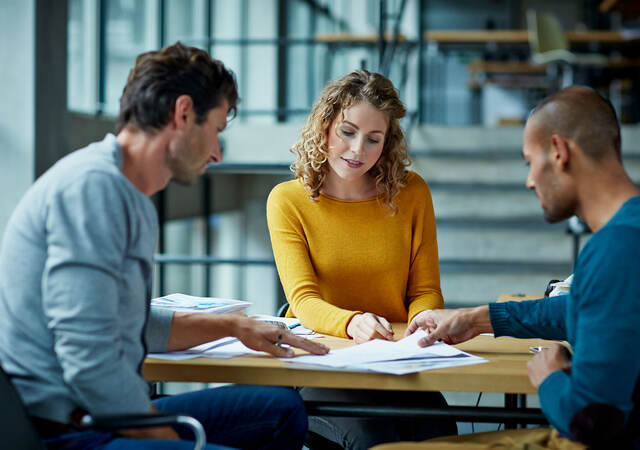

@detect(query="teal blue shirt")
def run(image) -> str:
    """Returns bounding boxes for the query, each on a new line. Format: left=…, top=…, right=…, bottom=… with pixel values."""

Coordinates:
left=490, top=197, right=640, bottom=438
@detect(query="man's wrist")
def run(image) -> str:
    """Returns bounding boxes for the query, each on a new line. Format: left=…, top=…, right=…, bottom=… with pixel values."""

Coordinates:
left=468, top=305, right=493, bottom=335
left=227, top=314, right=250, bottom=339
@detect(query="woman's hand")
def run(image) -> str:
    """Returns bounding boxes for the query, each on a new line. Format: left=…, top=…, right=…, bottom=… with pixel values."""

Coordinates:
left=346, top=313, right=394, bottom=343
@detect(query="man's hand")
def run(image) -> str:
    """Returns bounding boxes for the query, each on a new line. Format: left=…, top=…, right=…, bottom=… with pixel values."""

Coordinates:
left=405, top=306, right=493, bottom=347
left=118, top=406, right=179, bottom=440
left=346, top=313, right=394, bottom=344
left=233, top=317, right=329, bottom=357
left=527, top=343, right=572, bottom=389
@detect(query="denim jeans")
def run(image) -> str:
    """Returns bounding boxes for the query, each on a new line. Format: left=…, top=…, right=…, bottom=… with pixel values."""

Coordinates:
left=44, top=385, right=307, bottom=450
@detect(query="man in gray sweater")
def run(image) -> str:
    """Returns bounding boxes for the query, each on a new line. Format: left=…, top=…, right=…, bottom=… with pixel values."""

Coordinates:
left=0, top=42, right=327, bottom=449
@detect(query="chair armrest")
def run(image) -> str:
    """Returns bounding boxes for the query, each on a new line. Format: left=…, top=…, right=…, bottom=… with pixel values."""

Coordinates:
left=81, top=413, right=206, bottom=450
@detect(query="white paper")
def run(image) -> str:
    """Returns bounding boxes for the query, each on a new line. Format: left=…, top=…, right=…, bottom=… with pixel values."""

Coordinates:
left=250, top=314, right=318, bottom=336
left=151, top=293, right=251, bottom=314
left=288, top=329, right=486, bottom=374
left=354, top=356, right=488, bottom=375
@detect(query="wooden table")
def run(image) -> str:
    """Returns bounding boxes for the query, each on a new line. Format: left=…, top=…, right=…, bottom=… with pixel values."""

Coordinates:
left=144, top=326, right=548, bottom=395
left=144, top=294, right=551, bottom=425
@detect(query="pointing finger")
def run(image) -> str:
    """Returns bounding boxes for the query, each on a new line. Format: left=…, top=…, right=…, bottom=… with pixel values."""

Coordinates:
left=281, top=333, right=329, bottom=355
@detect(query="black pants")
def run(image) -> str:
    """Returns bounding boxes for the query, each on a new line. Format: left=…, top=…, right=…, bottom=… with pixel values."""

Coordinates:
left=301, top=387, right=458, bottom=450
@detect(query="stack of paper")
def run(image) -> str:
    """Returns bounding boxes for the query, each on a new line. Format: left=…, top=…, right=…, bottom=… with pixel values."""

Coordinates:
left=148, top=328, right=486, bottom=376
left=548, top=274, right=572, bottom=297
left=151, top=293, right=251, bottom=314
left=289, top=329, right=486, bottom=375
left=250, top=315, right=318, bottom=336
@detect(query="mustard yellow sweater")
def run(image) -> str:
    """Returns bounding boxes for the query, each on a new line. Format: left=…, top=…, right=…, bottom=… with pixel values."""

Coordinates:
left=266, top=171, right=444, bottom=338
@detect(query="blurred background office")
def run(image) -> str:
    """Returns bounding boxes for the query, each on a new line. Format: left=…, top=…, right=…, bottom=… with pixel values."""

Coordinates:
left=2, top=0, right=640, bottom=317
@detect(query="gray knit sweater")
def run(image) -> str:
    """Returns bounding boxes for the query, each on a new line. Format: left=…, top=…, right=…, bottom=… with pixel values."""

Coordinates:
left=0, top=134, right=173, bottom=423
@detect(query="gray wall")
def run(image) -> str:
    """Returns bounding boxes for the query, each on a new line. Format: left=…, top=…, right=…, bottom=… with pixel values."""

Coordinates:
left=0, top=1, right=35, bottom=244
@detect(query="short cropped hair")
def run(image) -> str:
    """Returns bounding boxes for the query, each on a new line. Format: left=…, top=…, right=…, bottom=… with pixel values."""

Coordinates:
left=291, top=70, right=410, bottom=213
left=117, top=42, right=238, bottom=134
left=530, top=86, right=621, bottom=160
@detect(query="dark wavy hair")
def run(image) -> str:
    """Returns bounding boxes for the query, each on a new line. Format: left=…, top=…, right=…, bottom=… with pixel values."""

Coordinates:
left=116, top=42, right=238, bottom=134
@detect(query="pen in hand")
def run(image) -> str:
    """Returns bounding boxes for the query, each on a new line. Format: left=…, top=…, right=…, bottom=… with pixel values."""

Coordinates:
left=529, top=346, right=550, bottom=353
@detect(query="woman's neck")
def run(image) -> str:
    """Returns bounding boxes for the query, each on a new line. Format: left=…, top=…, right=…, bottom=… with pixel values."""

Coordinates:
left=320, top=172, right=378, bottom=200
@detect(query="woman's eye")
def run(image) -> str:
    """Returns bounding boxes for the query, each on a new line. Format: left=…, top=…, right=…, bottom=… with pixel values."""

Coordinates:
left=368, top=138, right=380, bottom=144
left=339, top=129, right=355, bottom=137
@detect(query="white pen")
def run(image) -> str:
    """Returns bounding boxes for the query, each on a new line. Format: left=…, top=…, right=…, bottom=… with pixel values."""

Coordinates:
left=529, top=346, right=550, bottom=353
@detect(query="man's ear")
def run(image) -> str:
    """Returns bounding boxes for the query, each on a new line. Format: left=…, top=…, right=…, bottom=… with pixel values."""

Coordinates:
left=550, top=134, right=571, bottom=170
left=172, top=95, right=194, bottom=131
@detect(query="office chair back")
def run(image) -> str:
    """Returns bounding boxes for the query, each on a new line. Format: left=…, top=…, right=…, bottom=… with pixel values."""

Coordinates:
left=0, top=365, right=45, bottom=449
left=527, top=9, right=569, bottom=56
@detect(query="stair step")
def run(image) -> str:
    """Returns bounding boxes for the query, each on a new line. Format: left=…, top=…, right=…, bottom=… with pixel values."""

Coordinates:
left=411, top=154, right=640, bottom=184
left=439, top=259, right=572, bottom=274
left=440, top=271, right=567, bottom=307
left=437, top=228, right=589, bottom=262
left=431, top=188, right=540, bottom=219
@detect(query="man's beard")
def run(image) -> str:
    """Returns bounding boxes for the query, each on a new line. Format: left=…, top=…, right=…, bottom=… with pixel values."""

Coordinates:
left=166, top=151, right=201, bottom=186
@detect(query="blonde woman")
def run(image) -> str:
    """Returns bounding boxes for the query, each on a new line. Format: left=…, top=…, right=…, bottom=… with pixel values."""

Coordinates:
left=267, top=70, right=457, bottom=450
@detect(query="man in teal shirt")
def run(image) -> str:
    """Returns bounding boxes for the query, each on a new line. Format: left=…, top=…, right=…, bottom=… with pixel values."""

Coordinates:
left=404, top=86, right=640, bottom=449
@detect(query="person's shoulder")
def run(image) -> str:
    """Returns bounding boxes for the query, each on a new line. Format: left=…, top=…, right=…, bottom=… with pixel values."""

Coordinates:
left=587, top=222, right=640, bottom=255
left=49, top=136, right=122, bottom=186
left=576, top=221, right=640, bottom=283
left=43, top=144, right=136, bottom=213
left=588, top=198, right=640, bottom=249
left=268, top=178, right=306, bottom=201
left=399, top=170, right=431, bottom=198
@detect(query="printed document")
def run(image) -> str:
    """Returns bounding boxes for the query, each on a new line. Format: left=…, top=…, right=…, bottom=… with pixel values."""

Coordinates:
left=288, top=329, right=486, bottom=374
left=151, top=293, right=251, bottom=314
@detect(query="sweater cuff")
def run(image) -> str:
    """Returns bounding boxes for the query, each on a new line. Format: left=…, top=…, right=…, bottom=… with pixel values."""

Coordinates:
left=538, top=369, right=571, bottom=434
left=146, top=308, right=174, bottom=353
left=488, top=302, right=512, bottom=337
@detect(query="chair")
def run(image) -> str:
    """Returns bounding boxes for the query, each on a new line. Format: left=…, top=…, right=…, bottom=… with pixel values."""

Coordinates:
left=0, top=364, right=206, bottom=450
left=0, top=364, right=44, bottom=449
left=526, top=10, right=608, bottom=87
left=277, top=302, right=289, bottom=318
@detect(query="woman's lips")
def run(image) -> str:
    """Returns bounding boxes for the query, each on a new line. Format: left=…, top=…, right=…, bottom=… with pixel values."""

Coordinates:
left=342, top=157, right=363, bottom=169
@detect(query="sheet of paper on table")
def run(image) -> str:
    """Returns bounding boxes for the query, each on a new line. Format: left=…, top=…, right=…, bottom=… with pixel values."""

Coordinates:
left=287, top=329, right=486, bottom=375
left=250, top=314, right=318, bottom=336
left=148, top=329, right=486, bottom=375
left=151, top=293, right=251, bottom=314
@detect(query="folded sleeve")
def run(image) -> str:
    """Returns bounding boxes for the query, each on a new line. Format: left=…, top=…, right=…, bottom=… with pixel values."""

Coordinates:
left=146, top=308, right=174, bottom=353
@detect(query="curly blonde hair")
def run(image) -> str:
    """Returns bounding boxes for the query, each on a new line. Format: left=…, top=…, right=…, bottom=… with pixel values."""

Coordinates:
left=291, top=70, right=410, bottom=213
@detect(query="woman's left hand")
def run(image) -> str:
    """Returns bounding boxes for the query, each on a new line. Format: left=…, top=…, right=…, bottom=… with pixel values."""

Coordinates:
left=346, top=312, right=394, bottom=343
